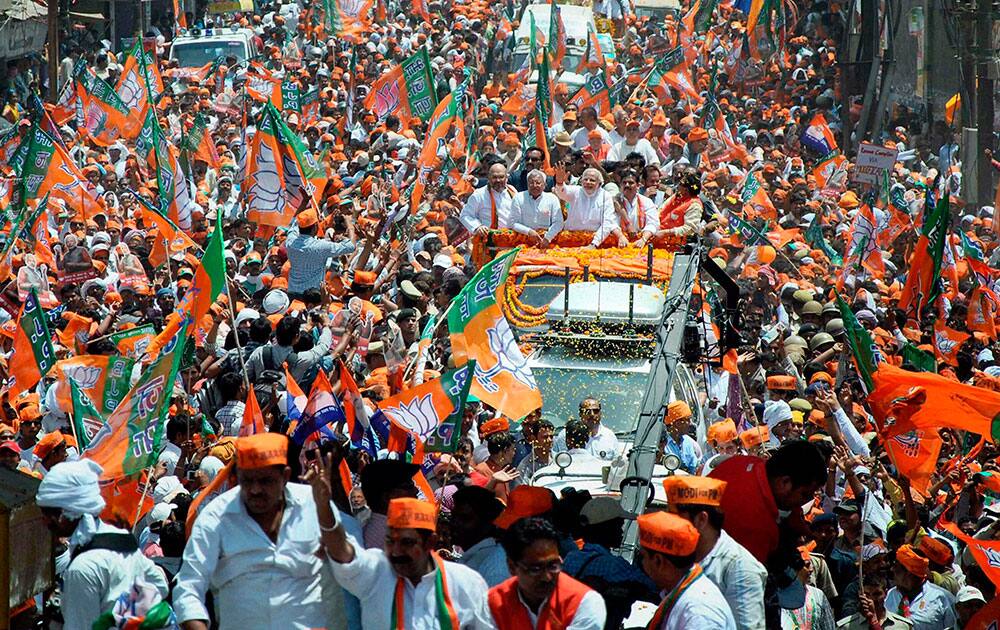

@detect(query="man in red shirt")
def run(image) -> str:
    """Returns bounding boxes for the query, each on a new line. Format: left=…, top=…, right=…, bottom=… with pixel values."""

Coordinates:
left=708, top=440, right=829, bottom=564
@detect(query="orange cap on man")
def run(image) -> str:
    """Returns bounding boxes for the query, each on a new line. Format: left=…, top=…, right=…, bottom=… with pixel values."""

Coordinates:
left=662, top=477, right=727, bottom=510
left=387, top=498, right=437, bottom=532
left=637, top=511, right=700, bottom=556
left=236, top=433, right=288, bottom=469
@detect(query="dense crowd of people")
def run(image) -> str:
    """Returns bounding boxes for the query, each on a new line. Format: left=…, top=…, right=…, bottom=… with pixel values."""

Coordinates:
left=4, top=0, right=1000, bottom=627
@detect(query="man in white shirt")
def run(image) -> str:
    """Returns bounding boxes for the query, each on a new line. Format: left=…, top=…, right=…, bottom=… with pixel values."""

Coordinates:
left=510, top=170, right=564, bottom=247
left=174, top=433, right=349, bottom=630
left=662, top=477, right=767, bottom=630
left=460, top=162, right=517, bottom=236
left=554, top=167, right=617, bottom=248
left=553, top=399, right=620, bottom=460
left=38, top=459, right=170, bottom=630
left=314, top=484, right=495, bottom=629
left=885, top=544, right=958, bottom=630
left=609, top=120, right=661, bottom=166
left=571, top=106, right=612, bottom=150
left=637, top=511, right=737, bottom=629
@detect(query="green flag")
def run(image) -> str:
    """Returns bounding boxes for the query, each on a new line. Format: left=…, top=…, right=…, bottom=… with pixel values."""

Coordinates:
left=177, top=214, right=226, bottom=322
left=902, top=343, right=937, bottom=373
left=805, top=213, right=843, bottom=266
left=835, top=293, right=881, bottom=391
left=726, top=210, right=770, bottom=246
left=70, top=379, right=107, bottom=449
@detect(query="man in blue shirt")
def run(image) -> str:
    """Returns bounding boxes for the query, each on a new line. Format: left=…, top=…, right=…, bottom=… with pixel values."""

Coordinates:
left=662, top=401, right=701, bottom=473
left=285, top=208, right=356, bottom=299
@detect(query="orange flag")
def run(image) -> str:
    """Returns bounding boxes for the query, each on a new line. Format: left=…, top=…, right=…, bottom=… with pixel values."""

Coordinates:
left=238, top=387, right=266, bottom=437
left=8, top=290, right=55, bottom=399
left=932, top=319, right=970, bottom=366
left=722, top=348, right=739, bottom=375
left=940, top=519, right=1000, bottom=590
left=965, top=598, right=1000, bottom=630
left=869, top=364, right=1000, bottom=442
left=967, top=286, right=999, bottom=340
left=883, top=429, right=942, bottom=497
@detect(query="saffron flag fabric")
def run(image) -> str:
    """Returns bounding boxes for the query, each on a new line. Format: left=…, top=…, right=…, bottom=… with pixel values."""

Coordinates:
left=739, top=173, right=776, bottom=219
left=84, top=328, right=187, bottom=526
left=547, top=0, right=567, bottom=70
left=338, top=360, right=370, bottom=445
left=77, top=72, right=130, bottom=146
left=175, top=214, right=226, bottom=325
left=378, top=362, right=475, bottom=453
left=8, top=289, right=56, bottom=399
left=899, top=194, right=950, bottom=320
left=363, top=48, right=438, bottom=125
left=238, top=387, right=266, bottom=437
left=409, top=87, right=464, bottom=213
left=245, top=103, right=327, bottom=227
left=134, top=109, right=193, bottom=230
left=567, top=72, right=612, bottom=116
left=932, top=319, right=970, bottom=366
left=53, top=354, right=135, bottom=417
left=800, top=113, right=838, bottom=156
left=869, top=364, right=1000, bottom=442
left=448, top=248, right=542, bottom=420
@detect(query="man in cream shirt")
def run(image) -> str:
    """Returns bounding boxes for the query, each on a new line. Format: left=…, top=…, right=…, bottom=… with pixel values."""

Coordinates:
left=510, top=170, right=563, bottom=247
left=460, top=162, right=517, bottom=237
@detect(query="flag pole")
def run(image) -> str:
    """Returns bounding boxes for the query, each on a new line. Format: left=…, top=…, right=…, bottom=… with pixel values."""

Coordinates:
left=134, top=464, right=156, bottom=525
left=223, top=276, right=252, bottom=392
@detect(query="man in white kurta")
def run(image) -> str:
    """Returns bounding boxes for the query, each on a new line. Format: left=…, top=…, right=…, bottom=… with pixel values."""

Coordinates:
left=460, top=162, right=517, bottom=235
left=554, top=167, right=617, bottom=248
left=509, top=169, right=564, bottom=246
left=173, top=434, right=347, bottom=630
left=317, top=492, right=496, bottom=629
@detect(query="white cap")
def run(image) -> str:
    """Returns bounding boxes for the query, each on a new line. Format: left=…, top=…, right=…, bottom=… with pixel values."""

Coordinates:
left=957, top=586, right=986, bottom=604
left=235, top=308, right=261, bottom=328
left=432, top=253, right=454, bottom=269
left=263, top=289, right=290, bottom=316
left=978, top=348, right=995, bottom=364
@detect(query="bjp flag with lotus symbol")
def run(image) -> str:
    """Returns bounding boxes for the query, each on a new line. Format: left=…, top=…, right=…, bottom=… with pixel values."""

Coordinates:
left=448, top=249, right=542, bottom=420
left=379, top=362, right=475, bottom=453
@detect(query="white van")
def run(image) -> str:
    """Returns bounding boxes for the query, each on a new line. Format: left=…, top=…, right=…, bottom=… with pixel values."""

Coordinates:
left=169, top=27, right=261, bottom=68
left=511, top=2, right=597, bottom=92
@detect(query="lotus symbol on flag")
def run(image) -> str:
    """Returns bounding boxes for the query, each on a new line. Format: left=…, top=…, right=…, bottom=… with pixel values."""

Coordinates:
left=983, top=545, right=1000, bottom=568
left=383, top=393, right=439, bottom=439
left=935, top=331, right=958, bottom=357
left=373, top=81, right=400, bottom=118
left=247, top=135, right=286, bottom=218
left=66, top=365, right=102, bottom=390
left=118, top=70, right=143, bottom=110
left=477, top=318, right=537, bottom=393
left=893, top=430, right=921, bottom=458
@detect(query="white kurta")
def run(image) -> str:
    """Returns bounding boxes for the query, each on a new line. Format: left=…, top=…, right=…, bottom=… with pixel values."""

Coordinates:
left=331, top=540, right=496, bottom=629
left=459, top=185, right=516, bottom=232
left=510, top=190, right=564, bottom=242
left=173, top=483, right=347, bottom=630
left=555, top=184, right=617, bottom=247
left=61, top=521, right=169, bottom=630
left=657, top=573, right=737, bottom=630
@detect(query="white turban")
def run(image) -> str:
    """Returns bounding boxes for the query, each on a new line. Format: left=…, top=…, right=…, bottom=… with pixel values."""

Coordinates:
left=763, top=400, right=793, bottom=429
left=36, top=459, right=105, bottom=549
left=152, top=475, right=186, bottom=504
left=157, top=450, right=180, bottom=476
left=198, top=456, right=225, bottom=478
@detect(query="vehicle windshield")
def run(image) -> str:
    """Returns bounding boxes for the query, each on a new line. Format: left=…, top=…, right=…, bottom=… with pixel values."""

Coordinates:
left=172, top=40, right=247, bottom=67
left=533, top=366, right=647, bottom=434
left=511, top=52, right=584, bottom=79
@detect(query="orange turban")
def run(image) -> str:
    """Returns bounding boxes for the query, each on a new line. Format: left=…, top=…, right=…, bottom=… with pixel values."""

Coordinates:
left=687, top=127, right=709, bottom=142
left=637, top=511, right=699, bottom=556
left=896, top=544, right=929, bottom=578
left=236, top=433, right=288, bottom=469
left=664, top=401, right=692, bottom=424
left=740, top=426, right=770, bottom=449
left=707, top=419, right=737, bottom=444
left=766, top=375, right=797, bottom=391
left=663, top=477, right=727, bottom=508
left=34, top=431, right=67, bottom=460
left=918, top=537, right=953, bottom=566
left=387, top=498, right=437, bottom=532
left=494, top=486, right=555, bottom=529
left=479, top=418, right=510, bottom=438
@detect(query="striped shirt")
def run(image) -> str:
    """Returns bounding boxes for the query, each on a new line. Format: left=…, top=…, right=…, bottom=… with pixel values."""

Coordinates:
left=286, top=225, right=356, bottom=294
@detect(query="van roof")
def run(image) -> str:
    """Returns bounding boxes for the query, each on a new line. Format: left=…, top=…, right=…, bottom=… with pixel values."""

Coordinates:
left=634, top=0, right=680, bottom=8
left=515, top=2, right=594, bottom=40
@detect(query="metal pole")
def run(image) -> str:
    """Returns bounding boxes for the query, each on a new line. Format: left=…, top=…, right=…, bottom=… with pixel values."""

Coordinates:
left=975, top=0, right=994, bottom=206
left=617, top=249, right=699, bottom=562
left=47, top=0, right=59, bottom=102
